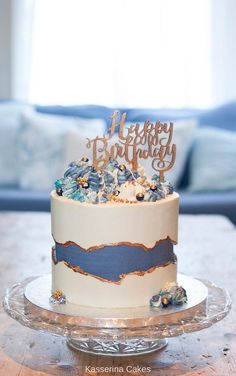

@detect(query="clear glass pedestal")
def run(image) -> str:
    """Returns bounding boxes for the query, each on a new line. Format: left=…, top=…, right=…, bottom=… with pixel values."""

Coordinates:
left=3, top=274, right=231, bottom=356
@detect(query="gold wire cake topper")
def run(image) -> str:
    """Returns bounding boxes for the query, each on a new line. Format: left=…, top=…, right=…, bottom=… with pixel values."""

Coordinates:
left=86, top=111, right=176, bottom=181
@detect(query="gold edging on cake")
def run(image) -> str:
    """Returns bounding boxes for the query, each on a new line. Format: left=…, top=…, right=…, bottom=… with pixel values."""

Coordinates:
left=53, top=236, right=177, bottom=252
left=53, top=260, right=176, bottom=285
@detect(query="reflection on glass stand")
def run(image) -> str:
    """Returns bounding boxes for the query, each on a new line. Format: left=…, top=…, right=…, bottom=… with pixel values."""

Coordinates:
left=3, top=274, right=231, bottom=356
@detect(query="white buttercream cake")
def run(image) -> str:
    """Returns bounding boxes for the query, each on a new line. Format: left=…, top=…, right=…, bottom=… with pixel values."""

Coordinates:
left=50, top=158, right=182, bottom=308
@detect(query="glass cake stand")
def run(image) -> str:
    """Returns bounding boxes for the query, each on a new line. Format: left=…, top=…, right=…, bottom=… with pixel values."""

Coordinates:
left=3, top=274, right=231, bottom=356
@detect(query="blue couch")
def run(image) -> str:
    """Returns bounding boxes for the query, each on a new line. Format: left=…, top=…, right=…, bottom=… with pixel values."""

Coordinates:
left=0, top=102, right=236, bottom=224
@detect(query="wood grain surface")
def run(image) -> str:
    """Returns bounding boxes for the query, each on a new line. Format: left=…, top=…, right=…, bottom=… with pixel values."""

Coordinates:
left=0, top=212, right=235, bottom=376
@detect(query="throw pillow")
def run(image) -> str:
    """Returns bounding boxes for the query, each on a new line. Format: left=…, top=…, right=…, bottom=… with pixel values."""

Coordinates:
left=0, top=103, right=29, bottom=186
left=18, top=109, right=106, bottom=190
left=188, top=127, right=236, bottom=192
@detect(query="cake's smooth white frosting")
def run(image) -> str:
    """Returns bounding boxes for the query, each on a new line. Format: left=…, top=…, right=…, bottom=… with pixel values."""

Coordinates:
left=51, top=191, right=179, bottom=249
left=52, top=262, right=177, bottom=308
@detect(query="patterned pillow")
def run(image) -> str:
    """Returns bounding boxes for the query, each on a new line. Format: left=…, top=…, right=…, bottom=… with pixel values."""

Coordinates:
left=18, top=110, right=106, bottom=190
left=0, top=103, right=29, bottom=186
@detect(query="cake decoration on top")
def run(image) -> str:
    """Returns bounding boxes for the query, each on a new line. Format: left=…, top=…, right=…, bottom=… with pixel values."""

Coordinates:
left=86, top=111, right=176, bottom=181
left=55, top=158, right=174, bottom=204
left=54, top=111, right=176, bottom=204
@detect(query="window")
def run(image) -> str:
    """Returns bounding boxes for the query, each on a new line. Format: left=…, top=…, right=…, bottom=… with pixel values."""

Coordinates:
left=29, top=0, right=212, bottom=108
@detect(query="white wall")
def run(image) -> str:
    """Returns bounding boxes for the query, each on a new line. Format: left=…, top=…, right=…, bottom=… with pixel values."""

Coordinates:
left=211, top=0, right=236, bottom=106
left=1, top=0, right=236, bottom=106
left=0, top=0, right=12, bottom=99
left=0, top=0, right=34, bottom=100
left=11, top=0, right=34, bottom=101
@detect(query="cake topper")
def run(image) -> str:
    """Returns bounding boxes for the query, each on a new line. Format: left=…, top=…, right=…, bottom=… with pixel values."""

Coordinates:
left=86, top=111, right=176, bottom=181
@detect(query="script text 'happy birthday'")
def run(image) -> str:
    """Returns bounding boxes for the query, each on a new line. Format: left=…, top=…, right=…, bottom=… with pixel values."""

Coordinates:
left=86, top=111, right=176, bottom=181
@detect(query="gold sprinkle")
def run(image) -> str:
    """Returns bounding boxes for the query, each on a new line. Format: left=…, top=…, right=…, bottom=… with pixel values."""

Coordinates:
left=52, top=289, right=64, bottom=299
left=76, top=177, right=88, bottom=184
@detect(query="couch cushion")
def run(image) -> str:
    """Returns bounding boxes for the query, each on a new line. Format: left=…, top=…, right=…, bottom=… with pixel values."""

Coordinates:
left=179, top=190, right=236, bottom=225
left=32, top=101, right=236, bottom=132
left=35, top=104, right=115, bottom=128
left=198, top=102, right=236, bottom=131
left=188, top=127, right=236, bottom=192
left=125, top=108, right=203, bottom=122
left=0, top=188, right=50, bottom=211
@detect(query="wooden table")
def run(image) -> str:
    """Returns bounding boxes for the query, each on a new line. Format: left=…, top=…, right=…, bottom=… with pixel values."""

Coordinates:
left=0, top=212, right=235, bottom=376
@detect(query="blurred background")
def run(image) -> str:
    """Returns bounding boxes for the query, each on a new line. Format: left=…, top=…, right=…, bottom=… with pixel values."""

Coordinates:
left=0, top=0, right=236, bottom=223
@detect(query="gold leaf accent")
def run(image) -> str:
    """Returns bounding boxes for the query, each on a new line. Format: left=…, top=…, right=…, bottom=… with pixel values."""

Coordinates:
left=53, top=236, right=176, bottom=252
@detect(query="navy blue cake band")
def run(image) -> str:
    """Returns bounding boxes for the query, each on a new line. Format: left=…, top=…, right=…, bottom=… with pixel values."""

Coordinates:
left=53, top=239, right=177, bottom=283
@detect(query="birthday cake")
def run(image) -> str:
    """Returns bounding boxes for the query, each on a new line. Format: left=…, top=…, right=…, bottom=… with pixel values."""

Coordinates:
left=50, top=113, right=186, bottom=308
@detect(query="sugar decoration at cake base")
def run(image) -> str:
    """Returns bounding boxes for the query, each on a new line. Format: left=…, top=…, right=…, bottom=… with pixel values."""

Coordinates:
left=150, top=282, right=187, bottom=309
left=49, top=289, right=66, bottom=304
